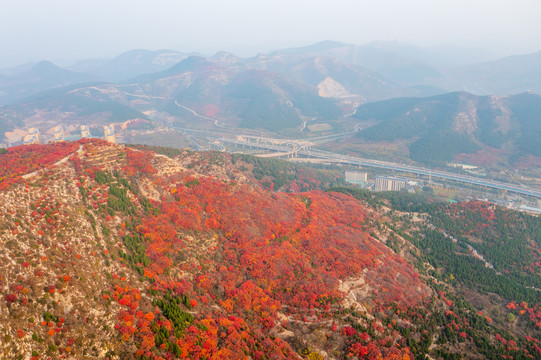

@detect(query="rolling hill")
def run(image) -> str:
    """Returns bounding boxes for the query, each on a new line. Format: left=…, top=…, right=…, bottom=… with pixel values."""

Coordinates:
left=351, top=92, right=541, bottom=165
left=271, top=41, right=541, bottom=96
left=241, top=54, right=414, bottom=101
left=0, top=61, right=99, bottom=105
left=449, top=50, right=541, bottom=95
left=68, top=49, right=189, bottom=82
left=2, top=42, right=541, bottom=150
left=1, top=56, right=344, bottom=139
left=0, top=140, right=539, bottom=359
left=271, top=41, right=446, bottom=87
left=0, top=84, right=149, bottom=143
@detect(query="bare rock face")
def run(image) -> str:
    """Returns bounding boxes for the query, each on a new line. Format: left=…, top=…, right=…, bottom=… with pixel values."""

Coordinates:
left=453, top=97, right=478, bottom=135
left=318, top=77, right=351, bottom=98
left=490, top=95, right=512, bottom=135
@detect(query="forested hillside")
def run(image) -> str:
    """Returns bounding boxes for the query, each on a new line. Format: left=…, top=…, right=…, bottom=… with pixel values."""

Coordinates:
left=351, top=92, right=541, bottom=166
left=0, top=140, right=539, bottom=359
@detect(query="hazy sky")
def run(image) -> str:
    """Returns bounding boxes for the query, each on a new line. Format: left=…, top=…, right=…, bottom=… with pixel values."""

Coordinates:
left=1, top=0, right=540, bottom=67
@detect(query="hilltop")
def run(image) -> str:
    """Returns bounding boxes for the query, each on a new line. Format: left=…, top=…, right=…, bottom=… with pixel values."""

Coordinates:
left=0, top=140, right=539, bottom=359
left=0, top=61, right=99, bottom=105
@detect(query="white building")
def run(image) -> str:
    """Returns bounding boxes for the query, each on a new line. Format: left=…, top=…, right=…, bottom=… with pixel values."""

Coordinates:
left=103, top=125, right=116, bottom=143
left=52, top=126, right=64, bottom=142
left=374, top=176, right=407, bottom=192
left=81, top=125, right=91, bottom=138
left=345, top=171, right=368, bottom=184
left=23, top=128, right=40, bottom=144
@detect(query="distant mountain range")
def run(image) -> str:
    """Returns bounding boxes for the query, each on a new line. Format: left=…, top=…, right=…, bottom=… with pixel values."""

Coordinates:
left=0, top=61, right=39, bottom=76
left=68, top=49, right=189, bottom=82
left=1, top=41, right=540, bottom=163
left=0, top=55, right=343, bottom=136
left=240, top=54, right=415, bottom=101
left=270, top=40, right=446, bottom=87
left=269, top=41, right=541, bottom=95
left=449, top=50, right=541, bottom=95
left=0, top=61, right=99, bottom=105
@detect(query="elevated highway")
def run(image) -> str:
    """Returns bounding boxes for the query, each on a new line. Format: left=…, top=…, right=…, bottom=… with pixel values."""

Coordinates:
left=296, top=148, right=541, bottom=199
left=175, top=127, right=541, bottom=200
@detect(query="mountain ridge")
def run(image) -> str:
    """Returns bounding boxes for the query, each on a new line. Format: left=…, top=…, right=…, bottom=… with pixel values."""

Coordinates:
left=0, top=61, right=100, bottom=105
left=0, top=140, right=539, bottom=359
left=68, top=49, right=189, bottom=82
left=348, top=91, right=541, bottom=165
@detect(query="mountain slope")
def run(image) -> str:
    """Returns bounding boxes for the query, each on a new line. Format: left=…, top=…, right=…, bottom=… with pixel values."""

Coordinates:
left=351, top=91, right=541, bottom=165
left=68, top=49, right=188, bottom=82
left=242, top=55, right=412, bottom=102
left=0, top=140, right=539, bottom=359
left=224, top=69, right=342, bottom=131
left=0, top=84, right=149, bottom=143
left=139, top=56, right=343, bottom=131
left=0, top=61, right=99, bottom=105
left=16, top=56, right=344, bottom=133
left=271, top=41, right=445, bottom=87
left=0, top=140, right=425, bottom=359
left=451, top=50, right=541, bottom=95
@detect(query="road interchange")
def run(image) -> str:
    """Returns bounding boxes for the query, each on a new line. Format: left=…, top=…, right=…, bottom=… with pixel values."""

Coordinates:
left=176, top=127, right=541, bottom=200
